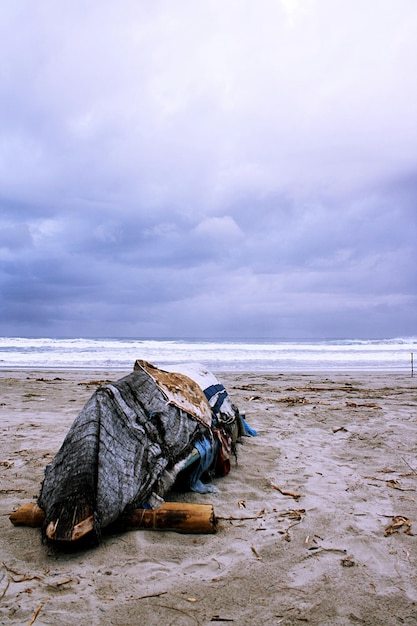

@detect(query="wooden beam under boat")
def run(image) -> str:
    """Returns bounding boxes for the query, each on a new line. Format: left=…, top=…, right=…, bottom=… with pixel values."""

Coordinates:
left=9, top=501, right=217, bottom=540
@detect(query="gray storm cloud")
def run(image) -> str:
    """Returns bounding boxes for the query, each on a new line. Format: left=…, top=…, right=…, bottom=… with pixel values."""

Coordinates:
left=0, top=0, right=416, bottom=338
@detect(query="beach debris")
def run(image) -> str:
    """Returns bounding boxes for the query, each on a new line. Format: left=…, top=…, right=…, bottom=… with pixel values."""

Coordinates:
left=251, top=544, right=262, bottom=560
left=333, top=426, right=348, bottom=433
left=28, top=603, right=43, bottom=626
left=363, top=477, right=415, bottom=492
left=10, top=573, right=43, bottom=584
left=0, top=460, right=14, bottom=468
left=10, top=501, right=218, bottom=536
left=281, top=509, right=305, bottom=521
left=277, top=396, right=308, bottom=406
left=286, top=385, right=360, bottom=393
left=45, top=577, right=76, bottom=588
left=2, top=562, right=24, bottom=577
left=77, top=380, right=111, bottom=387
left=386, top=479, right=402, bottom=490
left=238, top=499, right=246, bottom=509
left=126, top=502, right=217, bottom=535
left=0, top=580, right=10, bottom=602
left=138, top=591, right=167, bottom=600
left=233, top=383, right=259, bottom=391
left=384, top=516, right=413, bottom=536
left=304, top=547, right=349, bottom=559
left=9, top=503, right=47, bottom=527
left=271, top=483, right=301, bottom=501
left=1, top=562, right=44, bottom=587
left=276, top=509, right=306, bottom=541
left=345, top=401, right=381, bottom=409
left=340, top=555, right=356, bottom=567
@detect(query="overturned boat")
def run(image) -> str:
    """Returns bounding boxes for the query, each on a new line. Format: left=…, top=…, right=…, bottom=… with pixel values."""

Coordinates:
left=36, top=361, right=255, bottom=544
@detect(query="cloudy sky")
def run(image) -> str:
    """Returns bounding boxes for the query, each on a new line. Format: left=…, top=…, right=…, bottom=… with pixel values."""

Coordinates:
left=1, top=0, right=416, bottom=339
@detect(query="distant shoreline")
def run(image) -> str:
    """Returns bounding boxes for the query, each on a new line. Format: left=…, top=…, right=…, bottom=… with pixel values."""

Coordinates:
left=0, top=366, right=412, bottom=375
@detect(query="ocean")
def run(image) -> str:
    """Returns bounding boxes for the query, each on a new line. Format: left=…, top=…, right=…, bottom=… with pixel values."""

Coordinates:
left=0, top=337, right=415, bottom=372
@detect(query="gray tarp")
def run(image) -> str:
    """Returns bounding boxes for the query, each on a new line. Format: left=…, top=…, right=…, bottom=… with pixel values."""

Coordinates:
left=38, top=366, right=209, bottom=541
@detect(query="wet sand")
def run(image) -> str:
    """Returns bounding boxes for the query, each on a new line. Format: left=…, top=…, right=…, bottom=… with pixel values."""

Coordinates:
left=1, top=369, right=416, bottom=625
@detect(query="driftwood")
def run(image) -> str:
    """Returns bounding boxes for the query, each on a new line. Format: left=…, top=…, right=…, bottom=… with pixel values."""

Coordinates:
left=9, top=501, right=217, bottom=539
left=9, top=502, right=45, bottom=527
left=125, top=501, right=217, bottom=534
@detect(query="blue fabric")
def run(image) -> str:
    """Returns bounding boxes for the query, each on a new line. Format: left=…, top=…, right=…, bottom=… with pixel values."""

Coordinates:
left=189, top=437, right=219, bottom=494
left=204, top=384, right=229, bottom=415
left=203, top=384, right=225, bottom=401
left=241, top=415, right=257, bottom=437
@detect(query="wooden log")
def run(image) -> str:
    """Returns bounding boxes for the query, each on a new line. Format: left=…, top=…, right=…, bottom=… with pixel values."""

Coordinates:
left=125, top=502, right=217, bottom=534
left=9, top=501, right=217, bottom=538
left=9, top=502, right=45, bottom=527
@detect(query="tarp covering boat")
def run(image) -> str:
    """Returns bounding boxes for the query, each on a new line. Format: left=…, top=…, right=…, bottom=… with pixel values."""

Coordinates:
left=38, top=361, right=254, bottom=543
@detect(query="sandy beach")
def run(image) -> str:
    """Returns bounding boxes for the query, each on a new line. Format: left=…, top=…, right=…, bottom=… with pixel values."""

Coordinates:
left=1, top=369, right=416, bottom=625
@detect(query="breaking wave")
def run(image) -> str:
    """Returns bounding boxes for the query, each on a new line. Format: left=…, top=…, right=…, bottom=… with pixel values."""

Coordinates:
left=0, top=336, right=416, bottom=371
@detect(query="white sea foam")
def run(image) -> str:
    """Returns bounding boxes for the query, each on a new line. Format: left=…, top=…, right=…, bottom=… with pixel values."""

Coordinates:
left=0, top=337, right=416, bottom=371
